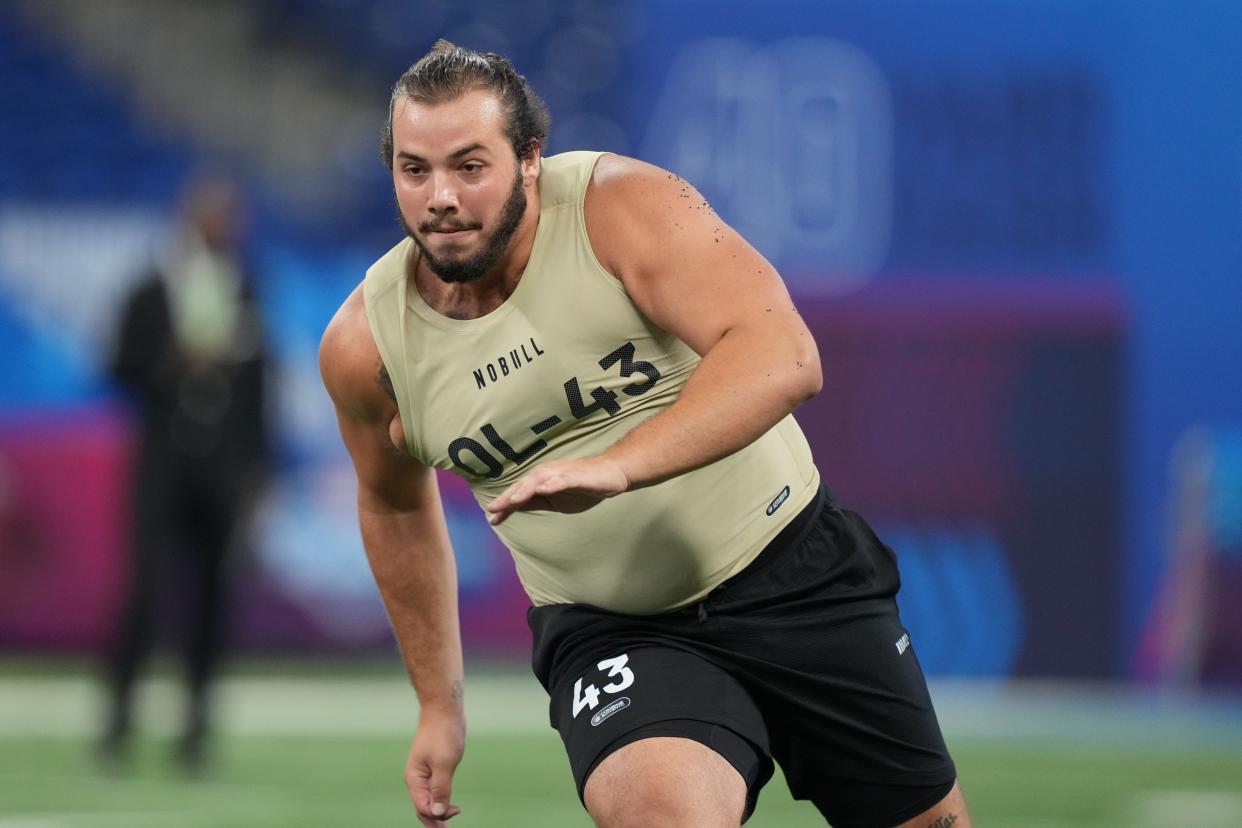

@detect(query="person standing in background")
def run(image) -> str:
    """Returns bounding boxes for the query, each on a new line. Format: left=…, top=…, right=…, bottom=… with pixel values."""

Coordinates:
left=98, top=174, right=269, bottom=772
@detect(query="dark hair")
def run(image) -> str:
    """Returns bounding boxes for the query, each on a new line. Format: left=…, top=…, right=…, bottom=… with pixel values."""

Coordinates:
left=380, top=40, right=551, bottom=169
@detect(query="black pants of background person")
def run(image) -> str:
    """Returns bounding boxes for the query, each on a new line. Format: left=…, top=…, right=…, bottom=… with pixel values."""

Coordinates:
left=99, top=440, right=245, bottom=771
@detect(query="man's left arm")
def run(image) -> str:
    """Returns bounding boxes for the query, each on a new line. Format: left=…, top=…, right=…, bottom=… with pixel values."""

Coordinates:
left=487, top=155, right=821, bottom=525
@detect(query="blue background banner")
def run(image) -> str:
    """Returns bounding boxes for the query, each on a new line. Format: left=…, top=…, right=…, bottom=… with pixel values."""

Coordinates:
left=1, top=1, right=1240, bottom=682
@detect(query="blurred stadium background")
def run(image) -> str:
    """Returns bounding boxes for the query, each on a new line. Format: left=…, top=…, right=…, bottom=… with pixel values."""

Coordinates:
left=2, top=0, right=1241, bottom=825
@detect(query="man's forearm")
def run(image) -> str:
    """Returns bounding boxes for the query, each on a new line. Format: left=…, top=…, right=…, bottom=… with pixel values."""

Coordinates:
left=359, top=507, right=464, bottom=716
left=602, top=325, right=821, bottom=490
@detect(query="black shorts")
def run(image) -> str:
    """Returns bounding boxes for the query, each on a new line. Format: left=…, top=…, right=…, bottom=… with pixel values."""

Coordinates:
left=528, top=486, right=958, bottom=827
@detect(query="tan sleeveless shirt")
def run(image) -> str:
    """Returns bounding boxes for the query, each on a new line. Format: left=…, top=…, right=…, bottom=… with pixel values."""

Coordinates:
left=363, top=151, right=819, bottom=614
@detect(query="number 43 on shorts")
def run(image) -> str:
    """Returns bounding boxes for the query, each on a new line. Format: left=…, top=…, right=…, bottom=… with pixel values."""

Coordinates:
left=571, top=653, right=634, bottom=718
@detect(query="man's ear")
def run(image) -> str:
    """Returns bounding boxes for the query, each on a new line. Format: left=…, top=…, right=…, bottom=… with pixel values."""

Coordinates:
left=522, top=143, right=542, bottom=183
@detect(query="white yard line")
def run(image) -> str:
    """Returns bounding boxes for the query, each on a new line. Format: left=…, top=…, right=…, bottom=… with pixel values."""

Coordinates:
left=1, top=674, right=1239, bottom=748
left=0, top=813, right=189, bottom=828
left=929, top=679, right=1242, bottom=752
left=0, top=672, right=549, bottom=736
left=1130, top=790, right=1242, bottom=827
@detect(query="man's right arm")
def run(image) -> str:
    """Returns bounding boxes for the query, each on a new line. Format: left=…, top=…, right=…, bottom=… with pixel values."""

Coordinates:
left=319, top=285, right=464, bottom=824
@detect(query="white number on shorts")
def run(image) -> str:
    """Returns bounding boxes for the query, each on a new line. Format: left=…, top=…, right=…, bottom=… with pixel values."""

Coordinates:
left=570, top=652, right=635, bottom=719
left=572, top=677, right=601, bottom=718
left=597, top=653, right=634, bottom=693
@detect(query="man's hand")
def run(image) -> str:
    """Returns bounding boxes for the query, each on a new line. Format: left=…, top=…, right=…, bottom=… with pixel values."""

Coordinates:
left=486, top=457, right=629, bottom=526
left=405, top=713, right=466, bottom=825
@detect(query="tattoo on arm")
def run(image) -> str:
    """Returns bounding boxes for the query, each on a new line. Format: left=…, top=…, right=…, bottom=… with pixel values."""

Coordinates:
left=928, top=814, right=958, bottom=828
left=378, top=364, right=397, bottom=404
left=452, top=680, right=464, bottom=711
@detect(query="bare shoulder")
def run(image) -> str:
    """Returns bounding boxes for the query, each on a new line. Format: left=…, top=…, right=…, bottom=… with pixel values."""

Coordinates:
left=585, top=154, right=721, bottom=277
left=586, top=154, right=709, bottom=222
left=582, top=153, right=795, bottom=356
left=589, top=153, right=683, bottom=194
left=318, top=283, right=390, bottom=423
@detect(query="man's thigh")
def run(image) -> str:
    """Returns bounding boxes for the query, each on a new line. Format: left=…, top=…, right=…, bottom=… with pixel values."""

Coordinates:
left=891, top=781, right=971, bottom=828
left=543, top=645, right=774, bottom=818
left=584, top=736, right=747, bottom=828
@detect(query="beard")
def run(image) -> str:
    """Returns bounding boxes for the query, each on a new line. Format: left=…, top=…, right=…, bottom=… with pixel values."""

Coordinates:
left=399, top=165, right=528, bottom=285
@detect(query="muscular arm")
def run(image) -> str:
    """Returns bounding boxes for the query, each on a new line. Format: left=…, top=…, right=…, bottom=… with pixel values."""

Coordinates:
left=590, top=156, right=822, bottom=486
left=487, top=155, right=821, bottom=522
left=320, top=286, right=464, bottom=822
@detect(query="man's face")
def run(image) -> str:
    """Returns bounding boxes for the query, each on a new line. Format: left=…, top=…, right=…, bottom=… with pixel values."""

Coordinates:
left=391, top=89, right=537, bottom=284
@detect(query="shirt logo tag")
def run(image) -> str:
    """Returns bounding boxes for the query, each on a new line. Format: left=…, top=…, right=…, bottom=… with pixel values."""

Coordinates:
left=766, top=485, right=791, bottom=516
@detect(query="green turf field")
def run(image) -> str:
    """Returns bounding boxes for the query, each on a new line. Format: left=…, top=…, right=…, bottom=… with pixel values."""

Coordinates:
left=2, top=665, right=1241, bottom=827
